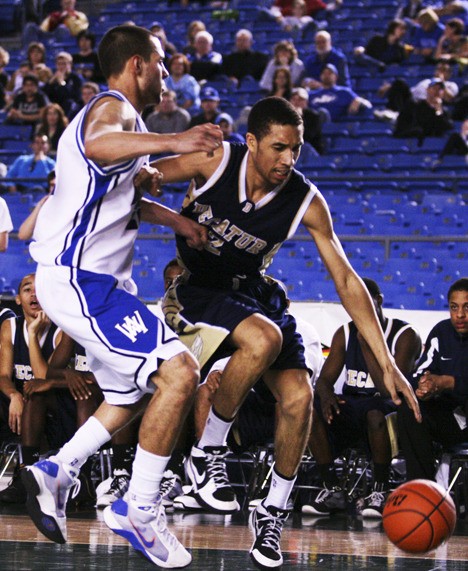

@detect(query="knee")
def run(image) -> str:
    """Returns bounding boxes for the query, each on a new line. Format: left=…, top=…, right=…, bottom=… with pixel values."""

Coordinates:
left=279, top=381, right=313, bottom=421
left=168, top=355, right=199, bottom=402
left=249, top=322, right=283, bottom=364
left=366, top=409, right=386, bottom=432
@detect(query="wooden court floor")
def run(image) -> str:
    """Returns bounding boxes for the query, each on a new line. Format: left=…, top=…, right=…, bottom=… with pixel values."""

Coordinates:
left=1, top=504, right=468, bottom=570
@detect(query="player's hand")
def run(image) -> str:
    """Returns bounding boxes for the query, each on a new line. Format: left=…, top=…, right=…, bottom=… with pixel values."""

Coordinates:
left=172, top=215, right=208, bottom=250
left=317, top=386, right=344, bottom=424
left=67, top=371, right=95, bottom=400
left=134, top=164, right=163, bottom=197
left=415, top=371, right=439, bottom=401
left=28, top=310, right=50, bottom=338
left=172, top=124, right=223, bottom=155
left=205, top=370, right=222, bottom=394
left=23, top=378, right=53, bottom=400
left=9, top=393, right=23, bottom=434
left=384, top=367, right=422, bottom=422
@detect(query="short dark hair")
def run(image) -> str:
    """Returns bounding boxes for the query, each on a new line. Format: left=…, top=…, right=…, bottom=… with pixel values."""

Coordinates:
left=362, top=277, right=382, bottom=299
left=22, top=73, right=39, bottom=86
left=247, top=96, right=303, bottom=141
left=98, top=25, right=155, bottom=80
left=163, top=258, right=181, bottom=278
left=448, top=278, right=468, bottom=300
left=77, top=29, right=96, bottom=48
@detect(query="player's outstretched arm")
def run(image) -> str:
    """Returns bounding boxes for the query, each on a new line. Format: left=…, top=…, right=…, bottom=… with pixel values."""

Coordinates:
left=302, top=192, right=421, bottom=422
left=84, top=97, right=223, bottom=166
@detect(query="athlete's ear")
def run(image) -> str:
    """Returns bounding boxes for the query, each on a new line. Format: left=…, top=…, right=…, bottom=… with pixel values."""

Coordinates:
left=132, top=55, right=143, bottom=75
left=245, top=132, right=257, bottom=153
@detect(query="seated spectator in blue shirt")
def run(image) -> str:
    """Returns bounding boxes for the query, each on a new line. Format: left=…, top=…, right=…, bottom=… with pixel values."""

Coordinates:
left=6, top=134, right=56, bottom=193
left=409, top=7, right=445, bottom=60
left=215, top=113, right=245, bottom=143
left=302, top=30, right=351, bottom=90
left=187, top=31, right=223, bottom=82
left=308, top=64, right=372, bottom=121
left=165, top=53, right=201, bottom=116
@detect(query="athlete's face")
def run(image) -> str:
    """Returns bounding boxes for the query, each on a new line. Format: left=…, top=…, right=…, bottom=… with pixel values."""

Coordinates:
left=16, top=274, right=42, bottom=318
left=247, top=123, right=303, bottom=189
left=140, top=36, right=168, bottom=106
left=449, top=290, right=468, bottom=336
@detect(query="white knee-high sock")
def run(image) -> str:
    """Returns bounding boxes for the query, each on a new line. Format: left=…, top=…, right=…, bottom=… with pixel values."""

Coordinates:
left=56, top=416, right=111, bottom=470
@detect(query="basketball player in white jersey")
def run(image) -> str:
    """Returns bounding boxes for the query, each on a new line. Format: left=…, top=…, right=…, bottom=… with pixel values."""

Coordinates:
left=21, top=25, right=223, bottom=569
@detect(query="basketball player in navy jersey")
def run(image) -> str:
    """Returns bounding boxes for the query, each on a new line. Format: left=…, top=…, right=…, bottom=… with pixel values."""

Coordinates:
left=303, top=278, right=422, bottom=519
left=21, top=25, right=222, bottom=569
left=150, top=96, right=421, bottom=568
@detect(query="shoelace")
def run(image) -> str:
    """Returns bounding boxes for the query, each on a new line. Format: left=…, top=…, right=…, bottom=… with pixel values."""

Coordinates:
left=205, top=451, right=230, bottom=487
left=365, top=491, right=385, bottom=507
left=143, top=500, right=180, bottom=550
left=107, top=474, right=130, bottom=496
left=258, top=511, right=284, bottom=551
left=314, top=487, right=335, bottom=504
left=160, top=476, right=177, bottom=497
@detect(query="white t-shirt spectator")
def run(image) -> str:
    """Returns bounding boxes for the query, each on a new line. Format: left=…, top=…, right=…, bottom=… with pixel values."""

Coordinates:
left=0, top=196, right=14, bottom=252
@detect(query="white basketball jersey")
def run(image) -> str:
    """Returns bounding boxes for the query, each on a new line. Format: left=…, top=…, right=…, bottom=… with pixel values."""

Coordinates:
left=30, top=90, right=148, bottom=291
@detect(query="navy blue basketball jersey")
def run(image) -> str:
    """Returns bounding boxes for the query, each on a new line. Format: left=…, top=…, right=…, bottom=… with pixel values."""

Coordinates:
left=176, top=143, right=317, bottom=288
left=11, top=316, right=59, bottom=392
left=343, top=318, right=414, bottom=396
left=0, top=307, right=15, bottom=326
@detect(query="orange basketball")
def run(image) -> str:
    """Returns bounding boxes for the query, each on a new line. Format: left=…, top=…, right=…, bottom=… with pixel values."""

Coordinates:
left=383, top=479, right=457, bottom=553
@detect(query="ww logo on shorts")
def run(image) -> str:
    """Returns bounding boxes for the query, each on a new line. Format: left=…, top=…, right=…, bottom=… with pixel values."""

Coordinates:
left=115, top=311, right=149, bottom=343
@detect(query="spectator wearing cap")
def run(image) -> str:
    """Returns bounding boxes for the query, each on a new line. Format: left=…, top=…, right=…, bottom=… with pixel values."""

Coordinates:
left=149, top=21, right=177, bottom=58
left=394, top=78, right=453, bottom=143
left=187, top=30, right=223, bottom=82
left=411, top=61, right=459, bottom=102
left=44, top=51, right=82, bottom=118
left=165, top=53, right=201, bottom=115
left=6, top=73, right=48, bottom=126
left=308, top=63, right=372, bottom=121
left=189, top=86, right=221, bottom=127
left=289, top=87, right=325, bottom=154
left=221, top=29, right=269, bottom=85
left=302, top=30, right=351, bottom=90
left=215, top=113, right=245, bottom=143
left=259, top=39, right=305, bottom=91
left=408, top=8, right=445, bottom=60
left=145, top=90, right=191, bottom=134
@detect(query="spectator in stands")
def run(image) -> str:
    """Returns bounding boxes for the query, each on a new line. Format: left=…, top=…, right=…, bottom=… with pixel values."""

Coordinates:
left=221, top=29, right=269, bottom=86
left=393, top=78, right=453, bottom=143
left=439, top=117, right=468, bottom=157
left=23, top=0, right=89, bottom=47
left=0, top=196, right=13, bottom=252
left=289, top=86, right=325, bottom=154
left=189, top=86, right=221, bottom=127
left=72, top=30, right=104, bottom=84
left=18, top=170, right=56, bottom=241
left=6, top=134, right=56, bottom=194
left=35, top=103, right=69, bottom=155
left=302, top=30, right=351, bottom=90
left=182, top=20, right=207, bottom=57
left=397, top=278, right=468, bottom=482
left=353, top=19, right=409, bottom=71
left=69, top=80, right=100, bottom=119
left=187, top=30, right=223, bottom=82
left=215, top=113, right=245, bottom=143
left=269, top=67, right=293, bottom=99
left=261, top=0, right=331, bottom=21
left=308, top=63, right=372, bottom=121
left=374, top=61, right=459, bottom=121
left=276, top=0, right=317, bottom=34
left=408, top=8, right=445, bottom=61
left=44, top=51, right=82, bottom=118
left=432, top=0, right=468, bottom=23
left=0, top=46, right=9, bottom=109
left=434, top=18, right=468, bottom=63
left=149, top=21, right=177, bottom=59
left=165, top=53, right=201, bottom=115
left=145, top=90, right=191, bottom=134
left=260, top=39, right=305, bottom=92
left=303, top=278, right=422, bottom=518
left=7, top=43, right=52, bottom=96
left=6, top=74, right=48, bottom=126
left=0, top=273, right=64, bottom=504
